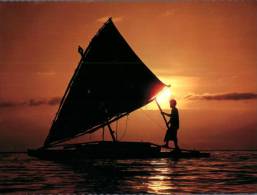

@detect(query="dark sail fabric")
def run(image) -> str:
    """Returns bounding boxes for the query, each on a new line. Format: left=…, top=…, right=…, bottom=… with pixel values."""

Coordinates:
left=44, top=18, right=165, bottom=146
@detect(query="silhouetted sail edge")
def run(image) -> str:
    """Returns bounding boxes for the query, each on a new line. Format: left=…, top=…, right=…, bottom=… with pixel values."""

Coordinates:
left=47, top=18, right=113, bottom=130
left=44, top=18, right=165, bottom=147
left=44, top=19, right=115, bottom=146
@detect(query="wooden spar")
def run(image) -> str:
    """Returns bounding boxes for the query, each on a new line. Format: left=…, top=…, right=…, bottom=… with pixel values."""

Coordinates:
left=102, top=126, right=105, bottom=141
left=104, top=106, right=117, bottom=142
left=155, top=99, right=169, bottom=129
left=44, top=20, right=112, bottom=146
left=44, top=44, right=93, bottom=146
left=107, top=122, right=116, bottom=142
left=53, top=46, right=90, bottom=125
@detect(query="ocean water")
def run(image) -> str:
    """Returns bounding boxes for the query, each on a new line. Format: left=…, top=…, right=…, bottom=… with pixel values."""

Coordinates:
left=0, top=151, right=256, bottom=194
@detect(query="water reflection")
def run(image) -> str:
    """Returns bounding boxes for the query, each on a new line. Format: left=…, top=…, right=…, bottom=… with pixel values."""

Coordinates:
left=0, top=152, right=257, bottom=193
left=145, top=159, right=174, bottom=194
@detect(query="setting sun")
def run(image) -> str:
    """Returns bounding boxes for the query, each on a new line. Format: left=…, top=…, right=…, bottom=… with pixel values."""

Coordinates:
left=156, top=87, right=172, bottom=107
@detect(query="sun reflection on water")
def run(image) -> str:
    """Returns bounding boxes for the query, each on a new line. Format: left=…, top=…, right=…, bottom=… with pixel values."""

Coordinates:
left=143, top=159, right=176, bottom=194
left=1, top=152, right=257, bottom=194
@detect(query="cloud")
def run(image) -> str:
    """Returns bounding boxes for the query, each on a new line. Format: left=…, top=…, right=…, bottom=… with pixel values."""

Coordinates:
left=0, top=97, right=61, bottom=108
left=0, top=101, right=25, bottom=108
left=185, top=92, right=257, bottom=101
left=97, top=16, right=123, bottom=23
left=47, top=97, right=61, bottom=105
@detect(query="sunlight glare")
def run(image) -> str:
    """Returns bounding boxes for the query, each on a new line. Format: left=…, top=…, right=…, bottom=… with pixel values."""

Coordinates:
left=156, top=87, right=171, bottom=105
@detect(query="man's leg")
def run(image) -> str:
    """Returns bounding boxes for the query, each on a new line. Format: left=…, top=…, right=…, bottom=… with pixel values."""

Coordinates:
left=173, top=134, right=180, bottom=150
left=174, top=138, right=178, bottom=149
left=163, top=140, right=169, bottom=148
left=163, top=129, right=170, bottom=147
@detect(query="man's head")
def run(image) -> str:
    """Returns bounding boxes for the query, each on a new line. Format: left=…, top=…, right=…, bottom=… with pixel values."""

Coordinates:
left=169, top=99, right=177, bottom=108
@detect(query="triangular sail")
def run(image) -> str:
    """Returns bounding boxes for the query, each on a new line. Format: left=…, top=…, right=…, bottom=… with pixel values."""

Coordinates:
left=44, top=18, right=165, bottom=146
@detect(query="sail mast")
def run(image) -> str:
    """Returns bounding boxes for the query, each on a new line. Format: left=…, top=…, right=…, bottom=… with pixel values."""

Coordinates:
left=44, top=19, right=114, bottom=146
left=44, top=45, right=88, bottom=146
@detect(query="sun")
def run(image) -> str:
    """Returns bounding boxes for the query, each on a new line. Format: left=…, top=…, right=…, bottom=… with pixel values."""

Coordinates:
left=156, top=87, right=172, bottom=106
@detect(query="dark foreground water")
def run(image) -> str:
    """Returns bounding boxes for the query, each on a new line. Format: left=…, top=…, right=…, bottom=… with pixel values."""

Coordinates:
left=0, top=151, right=257, bottom=194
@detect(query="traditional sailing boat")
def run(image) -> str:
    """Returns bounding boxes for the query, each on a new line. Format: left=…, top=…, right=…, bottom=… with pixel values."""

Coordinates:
left=28, top=18, right=209, bottom=160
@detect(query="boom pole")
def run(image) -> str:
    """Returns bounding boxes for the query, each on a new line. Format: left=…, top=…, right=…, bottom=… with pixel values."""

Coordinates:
left=155, top=99, right=169, bottom=129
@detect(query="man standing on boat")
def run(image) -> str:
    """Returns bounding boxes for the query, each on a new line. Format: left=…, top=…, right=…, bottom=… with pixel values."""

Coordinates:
left=162, top=99, right=180, bottom=150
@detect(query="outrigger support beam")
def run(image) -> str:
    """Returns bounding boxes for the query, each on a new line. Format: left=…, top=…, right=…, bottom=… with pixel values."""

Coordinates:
left=107, top=122, right=116, bottom=142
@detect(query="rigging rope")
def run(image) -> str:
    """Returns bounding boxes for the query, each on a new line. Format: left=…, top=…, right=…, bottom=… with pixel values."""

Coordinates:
left=119, top=109, right=165, bottom=140
left=115, top=120, right=118, bottom=140
left=140, top=108, right=164, bottom=129
left=115, top=120, right=118, bottom=131
left=119, top=114, right=129, bottom=140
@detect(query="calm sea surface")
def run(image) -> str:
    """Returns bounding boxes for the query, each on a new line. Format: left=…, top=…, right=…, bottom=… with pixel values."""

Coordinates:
left=0, top=151, right=257, bottom=194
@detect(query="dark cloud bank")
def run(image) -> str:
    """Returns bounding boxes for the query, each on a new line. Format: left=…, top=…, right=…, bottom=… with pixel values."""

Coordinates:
left=0, top=97, right=61, bottom=108
left=185, top=92, right=257, bottom=101
left=1, top=92, right=256, bottom=108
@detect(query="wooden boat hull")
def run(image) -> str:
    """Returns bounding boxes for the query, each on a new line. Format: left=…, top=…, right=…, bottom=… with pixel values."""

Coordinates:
left=27, top=141, right=210, bottom=160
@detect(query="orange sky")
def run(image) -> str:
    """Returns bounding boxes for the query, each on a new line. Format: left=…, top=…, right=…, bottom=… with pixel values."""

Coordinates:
left=0, top=2, right=256, bottom=151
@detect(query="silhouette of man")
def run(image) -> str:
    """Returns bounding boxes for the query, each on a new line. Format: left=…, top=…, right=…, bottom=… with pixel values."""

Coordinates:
left=162, top=99, right=180, bottom=150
